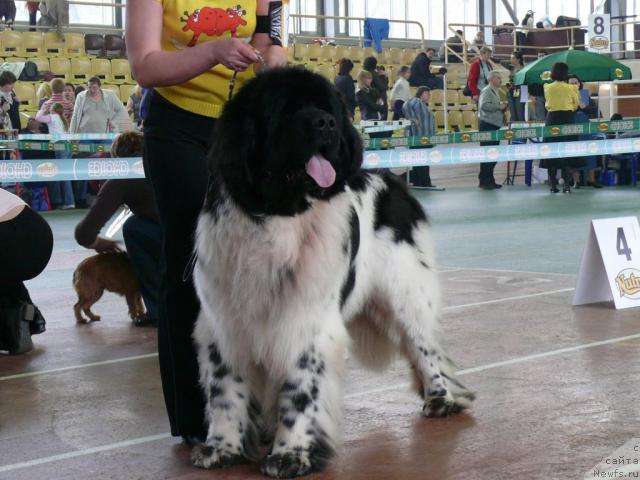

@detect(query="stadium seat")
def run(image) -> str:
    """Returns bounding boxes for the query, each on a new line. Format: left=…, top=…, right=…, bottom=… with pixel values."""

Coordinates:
left=49, top=57, right=71, bottom=80
left=64, top=33, right=86, bottom=57
left=1, top=31, right=22, bottom=57
left=109, top=58, right=134, bottom=84
left=429, top=89, right=445, bottom=110
left=319, top=46, right=335, bottom=62
left=71, top=58, right=92, bottom=82
left=119, top=84, right=136, bottom=105
left=43, top=32, right=65, bottom=57
left=378, top=49, right=392, bottom=64
left=401, top=48, right=417, bottom=65
left=448, top=110, right=463, bottom=132
left=32, top=57, right=50, bottom=75
left=307, top=43, right=322, bottom=61
left=293, top=43, right=309, bottom=60
left=101, top=84, right=120, bottom=97
left=91, top=58, right=112, bottom=81
left=105, top=34, right=126, bottom=57
left=458, top=94, right=476, bottom=110
left=3, top=57, right=26, bottom=64
left=85, top=34, right=105, bottom=57
left=462, top=110, right=478, bottom=130
left=434, top=110, right=446, bottom=132
left=15, top=83, right=37, bottom=110
left=315, top=64, right=335, bottom=81
left=335, top=45, right=348, bottom=59
left=20, top=32, right=44, bottom=58
left=389, top=48, right=403, bottom=65
left=445, top=89, right=459, bottom=108
left=345, top=46, right=363, bottom=63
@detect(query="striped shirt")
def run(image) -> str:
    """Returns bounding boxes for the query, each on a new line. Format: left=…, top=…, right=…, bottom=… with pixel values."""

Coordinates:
left=402, top=97, right=435, bottom=137
left=40, top=93, right=74, bottom=122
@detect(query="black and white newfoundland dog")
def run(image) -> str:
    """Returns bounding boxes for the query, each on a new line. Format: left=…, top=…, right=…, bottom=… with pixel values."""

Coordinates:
left=191, top=67, right=474, bottom=478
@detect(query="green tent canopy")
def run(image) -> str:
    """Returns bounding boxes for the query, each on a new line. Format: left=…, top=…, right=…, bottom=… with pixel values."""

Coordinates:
left=513, top=50, right=632, bottom=86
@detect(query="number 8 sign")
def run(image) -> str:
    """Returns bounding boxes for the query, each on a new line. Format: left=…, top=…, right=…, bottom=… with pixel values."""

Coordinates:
left=588, top=14, right=611, bottom=53
left=574, top=217, right=640, bottom=309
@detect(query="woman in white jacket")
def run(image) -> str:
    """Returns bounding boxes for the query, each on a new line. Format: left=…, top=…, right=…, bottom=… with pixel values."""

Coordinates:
left=390, top=66, right=411, bottom=120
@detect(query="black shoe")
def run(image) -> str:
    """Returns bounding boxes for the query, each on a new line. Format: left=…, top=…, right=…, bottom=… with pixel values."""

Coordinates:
left=563, top=185, right=571, bottom=193
left=550, top=186, right=560, bottom=193
left=182, top=434, right=206, bottom=447
left=479, top=184, right=494, bottom=190
left=587, top=180, right=603, bottom=188
left=132, top=313, right=158, bottom=327
left=492, top=183, right=503, bottom=189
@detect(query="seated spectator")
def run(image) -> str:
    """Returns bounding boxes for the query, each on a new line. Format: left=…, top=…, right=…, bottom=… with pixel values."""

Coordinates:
left=74, top=131, right=161, bottom=327
left=443, top=29, right=464, bottom=63
left=402, top=86, right=437, bottom=188
left=0, top=187, right=52, bottom=354
left=0, top=71, right=19, bottom=131
left=390, top=66, right=411, bottom=120
left=39, top=78, right=74, bottom=122
left=409, top=47, right=445, bottom=90
left=335, top=59, right=356, bottom=119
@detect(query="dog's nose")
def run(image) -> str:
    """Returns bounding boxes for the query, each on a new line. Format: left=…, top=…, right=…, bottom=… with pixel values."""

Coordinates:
left=312, top=113, right=337, bottom=133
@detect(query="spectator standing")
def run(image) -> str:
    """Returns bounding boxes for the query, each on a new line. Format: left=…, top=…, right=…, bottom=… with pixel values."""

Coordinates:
left=126, top=85, right=143, bottom=127
left=390, top=65, right=411, bottom=120
left=39, top=78, right=74, bottom=122
left=363, top=56, right=388, bottom=120
left=477, top=71, right=507, bottom=189
left=409, top=47, right=445, bottom=90
left=569, top=74, right=601, bottom=188
left=63, top=82, right=75, bottom=104
left=0, top=71, right=19, bottom=131
left=356, top=70, right=386, bottom=121
left=334, top=59, right=356, bottom=119
left=402, top=86, right=437, bottom=188
left=543, top=62, right=579, bottom=193
left=74, top=131, right=161, bottom=327
left=69, top=76, right=131, bottom=207
left=507, top=51, right=525, bottom=122
left=36, top=103, right=75, bottom=208
left=26, top=1, right=38, bottom=30
left=467, top=46, right=495, bottom=102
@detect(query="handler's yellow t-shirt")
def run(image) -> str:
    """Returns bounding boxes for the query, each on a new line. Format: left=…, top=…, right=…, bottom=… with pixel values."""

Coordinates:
left=544, top=81, right=580, bottom=112
left=153, top=0, right=257, bottom=118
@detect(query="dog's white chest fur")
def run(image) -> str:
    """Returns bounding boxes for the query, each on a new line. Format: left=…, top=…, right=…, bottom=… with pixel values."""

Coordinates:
left=194, top=192, right=353, bottom=374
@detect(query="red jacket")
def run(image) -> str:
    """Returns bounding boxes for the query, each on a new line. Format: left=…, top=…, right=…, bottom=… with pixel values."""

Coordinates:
left=467, top=59, right=493, bottom=97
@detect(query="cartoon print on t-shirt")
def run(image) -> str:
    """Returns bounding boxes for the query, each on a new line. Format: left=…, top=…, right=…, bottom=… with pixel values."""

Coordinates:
left=180, top=5, right=248, bottom=47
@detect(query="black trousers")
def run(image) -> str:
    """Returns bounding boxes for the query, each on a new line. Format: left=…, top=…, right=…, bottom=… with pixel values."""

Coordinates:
left=545, top=110, right=576, bottom=186
left=478, top=120, right=500, bottom=186
left=0, top=207, right=53, bottom=304
left=122, top=214, right=162, bottom=321
left=143, top=92, right=215, bottom=438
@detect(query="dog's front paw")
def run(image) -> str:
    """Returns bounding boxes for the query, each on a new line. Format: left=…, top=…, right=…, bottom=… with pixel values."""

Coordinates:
left=190, top=443, right=247, bottom=469
left=261, top=451, right=315, bottom=479
left=423, top=391, right=471, bottom=418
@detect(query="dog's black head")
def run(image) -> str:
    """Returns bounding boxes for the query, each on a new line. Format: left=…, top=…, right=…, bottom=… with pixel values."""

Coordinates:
left=208, top=67, right=363, bottom=217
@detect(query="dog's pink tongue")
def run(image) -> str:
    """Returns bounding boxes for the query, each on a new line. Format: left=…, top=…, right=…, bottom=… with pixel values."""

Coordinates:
left=305, top=155, right=336, bottom=188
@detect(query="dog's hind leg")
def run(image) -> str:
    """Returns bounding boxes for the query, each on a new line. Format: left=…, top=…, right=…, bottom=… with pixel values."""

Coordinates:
left=262, top=327, right=346, bottom=479
left=125, top=293, right=140, bottom=320
left=191, top=315, right=261, bottom=469
left=82, top=288, right=103, bottom=322
left=73, top=301, right=86, bottom=324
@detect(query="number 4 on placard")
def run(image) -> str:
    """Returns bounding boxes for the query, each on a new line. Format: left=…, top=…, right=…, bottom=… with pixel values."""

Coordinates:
left=617, top=227, right=632, bottom=261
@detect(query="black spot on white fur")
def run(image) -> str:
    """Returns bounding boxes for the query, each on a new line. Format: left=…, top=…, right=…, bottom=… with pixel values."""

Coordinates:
left=373, top=173, right=428, bottom=245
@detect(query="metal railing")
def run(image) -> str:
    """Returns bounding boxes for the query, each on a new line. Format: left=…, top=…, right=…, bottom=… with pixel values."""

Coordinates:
left=289, top=14, right=425, bottom=49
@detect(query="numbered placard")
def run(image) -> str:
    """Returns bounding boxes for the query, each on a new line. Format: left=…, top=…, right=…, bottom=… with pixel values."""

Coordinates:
left=588, top=13, right=611, bottom=53
left=573, top=217, right=640, bottom=309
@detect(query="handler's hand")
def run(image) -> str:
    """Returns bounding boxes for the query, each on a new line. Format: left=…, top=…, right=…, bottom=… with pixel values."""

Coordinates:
left=90, top=237, right=122, bottom=254
left=256, top=45, right=288, bottom=71
left=213, top=38, right=259, bottom=72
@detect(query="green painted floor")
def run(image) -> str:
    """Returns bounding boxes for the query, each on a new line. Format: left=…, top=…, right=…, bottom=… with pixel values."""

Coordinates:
left=33, top=184, right=640, bottom=295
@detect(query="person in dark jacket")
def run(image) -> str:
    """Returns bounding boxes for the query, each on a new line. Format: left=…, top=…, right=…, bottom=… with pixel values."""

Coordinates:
left=409, top=48, right=445, bottom=90
left=334, top=58, right=356, bottom=119
left=363, top=56, right=388, bottom=120
left=356, top=69, right=387, bottom=121
left=0, top=71, right=20, bottom=131
left=74, top=131, right=161, bottom=326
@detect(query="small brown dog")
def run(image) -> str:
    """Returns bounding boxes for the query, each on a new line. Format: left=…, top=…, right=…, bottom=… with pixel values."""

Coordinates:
left=72, top=252, right=145, bottom=324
